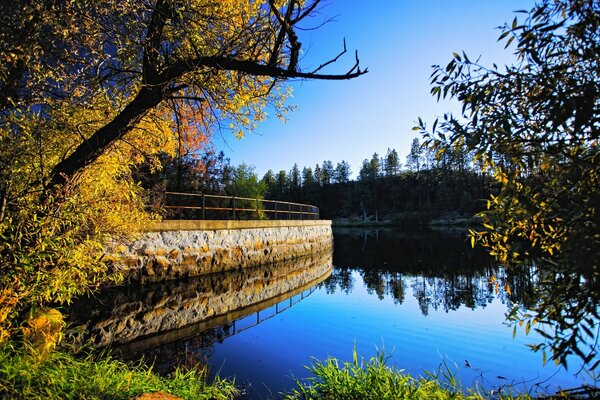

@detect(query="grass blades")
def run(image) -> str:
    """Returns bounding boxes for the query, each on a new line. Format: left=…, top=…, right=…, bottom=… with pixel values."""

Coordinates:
left=0, top=344, right=238, bottom=400
left=285, top=349, right=533, bottom=400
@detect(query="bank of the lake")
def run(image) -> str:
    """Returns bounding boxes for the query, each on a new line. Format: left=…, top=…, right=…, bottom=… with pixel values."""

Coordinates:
left=333, top=212, right=481, bottom=229
left=1, top=345, right=549, bottom=400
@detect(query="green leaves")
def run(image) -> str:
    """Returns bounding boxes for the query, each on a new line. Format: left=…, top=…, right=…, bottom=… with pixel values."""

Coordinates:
left=420, top=0, right=600, bottom=372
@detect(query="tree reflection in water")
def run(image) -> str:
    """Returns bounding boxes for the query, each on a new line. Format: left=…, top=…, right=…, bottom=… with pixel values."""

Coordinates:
left=329, top=228, right=599, bottom=373
left=329, top=228, right=538, bottom=315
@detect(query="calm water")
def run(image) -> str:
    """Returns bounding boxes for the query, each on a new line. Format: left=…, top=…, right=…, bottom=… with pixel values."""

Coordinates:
left=72, top=228, right=595, bottom=399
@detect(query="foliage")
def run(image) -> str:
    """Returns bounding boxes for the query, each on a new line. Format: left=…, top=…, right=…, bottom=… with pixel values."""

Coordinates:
left=0, top=101, right=176, bottom=338
left=21, top=309, right=65, bottom=363
left=384, top=148, right=401, bottom=176
left=0, top=344, right=237, bottom=400
left=225, top=163, right=266, bottom=199
left=1, top=0, right=365, bottom=190
left=261, top=150, right=492, bottom=222
left=405, top=138, right=424, bottom=171
left=0, top=0, right=364, bottom=338
left=359, top=153, right=383, bottom=181
left=225, top=163, right=267, bottom=219
left=417, top=0, right=600, bottom=370
left=285, top=350, right=530, bottom=400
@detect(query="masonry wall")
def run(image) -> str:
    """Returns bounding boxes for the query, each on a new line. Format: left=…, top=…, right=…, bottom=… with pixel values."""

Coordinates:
left=107, top=220, right=333, bottom=283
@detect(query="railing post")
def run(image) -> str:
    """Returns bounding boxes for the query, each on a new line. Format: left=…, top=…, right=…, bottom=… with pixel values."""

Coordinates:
left=232, top=196, right=236, bottom=219
left=162, top=191, right=317, bottom=221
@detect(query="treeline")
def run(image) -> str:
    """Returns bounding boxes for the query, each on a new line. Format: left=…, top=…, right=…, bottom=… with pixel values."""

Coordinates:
left=260, top=139, right=494, bottom=221
left=138, top=138, right=495, bottom=222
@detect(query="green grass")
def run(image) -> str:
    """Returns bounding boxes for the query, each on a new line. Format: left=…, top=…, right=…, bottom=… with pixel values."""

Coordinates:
left=0, top=344, right=238, bottom=400
left=285, top=350, right=532, bottom=400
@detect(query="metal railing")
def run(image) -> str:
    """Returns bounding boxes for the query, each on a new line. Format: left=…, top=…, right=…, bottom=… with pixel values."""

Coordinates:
left=163, top=191, right=320, bottom=220
left=181, top=286, right=318, bottom=354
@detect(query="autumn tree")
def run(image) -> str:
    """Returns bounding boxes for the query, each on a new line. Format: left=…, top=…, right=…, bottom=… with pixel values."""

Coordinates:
left=418, top=0, right=599, bottom=370
left=0, top=0, right=365, bottom=338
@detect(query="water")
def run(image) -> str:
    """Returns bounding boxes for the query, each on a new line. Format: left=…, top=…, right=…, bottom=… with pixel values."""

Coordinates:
left=71, top=228, right=596, bottom=399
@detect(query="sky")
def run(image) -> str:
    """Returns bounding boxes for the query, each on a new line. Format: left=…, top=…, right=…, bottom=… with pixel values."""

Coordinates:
left=214, top=1, right=535, bottom=179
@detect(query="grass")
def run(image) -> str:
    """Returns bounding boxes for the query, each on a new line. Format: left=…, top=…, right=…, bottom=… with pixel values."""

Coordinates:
left=284, top=350, right=533, bottom=400
left=0, top=344, right=238, bottom=400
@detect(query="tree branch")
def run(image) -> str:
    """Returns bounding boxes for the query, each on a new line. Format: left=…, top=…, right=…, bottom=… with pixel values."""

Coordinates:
left=165, top=55, right=367, bottom=83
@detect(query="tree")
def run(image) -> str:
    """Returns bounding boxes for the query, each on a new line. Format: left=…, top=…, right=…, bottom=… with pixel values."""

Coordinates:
left=301, top=166, right=319, bottom=204
left=358, top=159, right=371, bottom=181
left=275, top=170, right=289, bottom=198
left=369, top=153, right=382, bottom=178
left=320, top=160, right=335, bottom=186
left=405, top=138, right=423, bottom=171
left=314, top=164, right=323, bottom=187
left=289, top=163, right=301, bottom=196
left=358, top=154, right=382, bottom=182
left=226, top=163, right=265, bottom=199
left=302, top=167, right=316, bottom=189
left=418, top=0, right=599, bottom=370
left=334, top=161, right=352, bottom=183
left=384, top=148, right=400, bottom=176
left=2, top=1, right=367, bottom=191
left=262, top=170, right=277, bottom=196
left=0, top=0, right=366, bottom=337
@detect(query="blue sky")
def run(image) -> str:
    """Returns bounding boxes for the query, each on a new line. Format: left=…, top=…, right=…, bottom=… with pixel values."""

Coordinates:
left=215, top=1, right=534, bottom=178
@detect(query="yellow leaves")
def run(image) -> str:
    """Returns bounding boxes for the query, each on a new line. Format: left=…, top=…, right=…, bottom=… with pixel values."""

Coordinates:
left=0, top=287, right=19, bottom=343
left=22, top=308, right=64, bottom=362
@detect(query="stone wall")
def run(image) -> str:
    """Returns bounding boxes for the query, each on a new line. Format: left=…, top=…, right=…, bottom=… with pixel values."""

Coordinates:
left=107, top=220, right=333, bottom=283
left=70, top=251, right=333, bottom=348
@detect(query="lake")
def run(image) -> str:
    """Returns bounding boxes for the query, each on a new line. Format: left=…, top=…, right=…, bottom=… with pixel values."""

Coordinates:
left=71, top=228, right=594, bottom=399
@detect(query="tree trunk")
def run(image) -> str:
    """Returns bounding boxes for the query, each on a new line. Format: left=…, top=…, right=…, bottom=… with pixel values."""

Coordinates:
left=47, top=85, right=165, bottom=190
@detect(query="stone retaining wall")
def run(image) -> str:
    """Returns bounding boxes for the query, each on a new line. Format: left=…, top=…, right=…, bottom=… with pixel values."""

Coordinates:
left=107, top=220, right=333, bottom=283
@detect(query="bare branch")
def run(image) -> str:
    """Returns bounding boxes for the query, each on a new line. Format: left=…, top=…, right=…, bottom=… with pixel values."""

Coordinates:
left=292, top=0, right=321, bottom=24
left=166, top=95, right=206, bottom=103
left=310, top=38, right=347, bottom=74
left=165, top=55, right=367, bottom=83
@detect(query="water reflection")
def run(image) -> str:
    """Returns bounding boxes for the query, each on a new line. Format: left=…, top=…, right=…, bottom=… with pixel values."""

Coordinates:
left=69, top=250, right=332, bottom=371
left=330, top=228, right=537, bottom=315
left=68, top=228, right=592, bottom=398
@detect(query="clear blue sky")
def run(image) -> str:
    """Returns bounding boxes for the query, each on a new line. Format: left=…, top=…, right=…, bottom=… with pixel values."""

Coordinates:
left=215, top=0, right=534, bottom=178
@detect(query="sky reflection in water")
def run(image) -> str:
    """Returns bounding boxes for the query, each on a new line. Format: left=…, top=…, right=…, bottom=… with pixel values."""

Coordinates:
left=199, top=229, right=592, bottom=399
